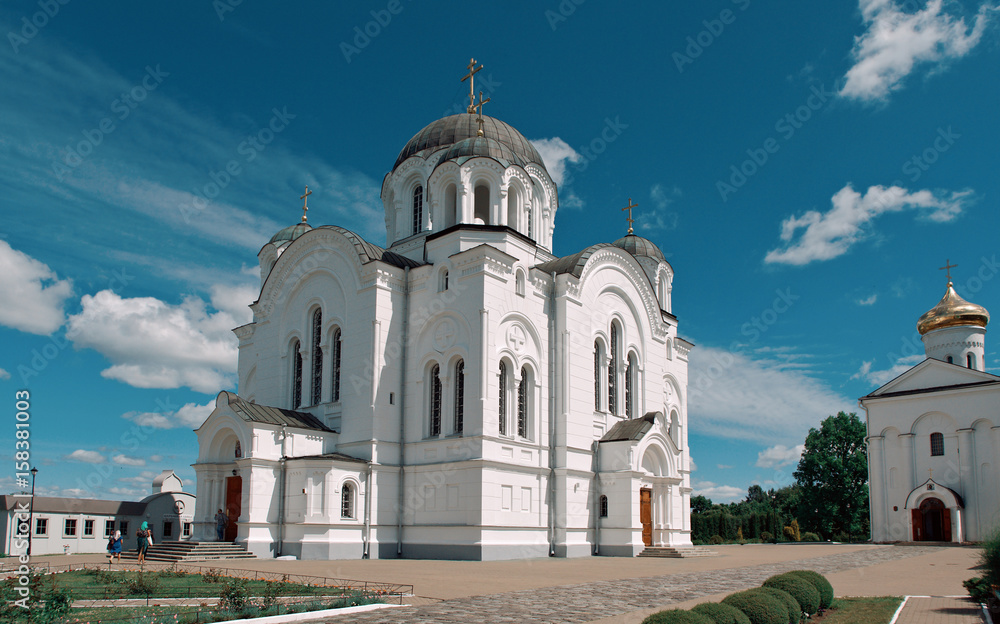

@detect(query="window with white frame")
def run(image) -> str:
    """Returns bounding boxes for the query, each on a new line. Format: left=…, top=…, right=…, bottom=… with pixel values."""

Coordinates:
left=625, top=352, right=638, bottom=419
left=454, top=359, right=465, bottom=434
left=331, top=328, right=342, bottom=402
left=609, top=324, right=620, bottom=416
left=429, top=364, right=442, bottom=437
left=84, top=519, right=94, bottom=537
left=64, top=518, right=77, bottom=537
left=412, top=186, right=423, bottom=235
left=515, top=270, right=525, bottom=296
left=35, top=518, right=47, bottom=536
left=594, top=340, right=603, bottom=411
left=499, top=361, right=508, bottom=436
left=930, top=432, right=944, bottom=457
left=104, top=519, right=114, bottom=537
left=291, top=339, right=303, bottom=409
left=517, top=366, right=530, bottom=438
left=311, top=309, right=323, bottom=405
left=341, top=483, right=354, bottom=519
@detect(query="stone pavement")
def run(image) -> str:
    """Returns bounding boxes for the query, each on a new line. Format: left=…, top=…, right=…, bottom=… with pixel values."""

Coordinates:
left=312, top=546, right=946, bottom=624
left=894, top=597, right=983, bottom=624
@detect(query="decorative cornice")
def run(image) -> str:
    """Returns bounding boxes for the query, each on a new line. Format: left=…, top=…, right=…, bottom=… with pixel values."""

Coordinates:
left=575, top=248, right=669, bottom=340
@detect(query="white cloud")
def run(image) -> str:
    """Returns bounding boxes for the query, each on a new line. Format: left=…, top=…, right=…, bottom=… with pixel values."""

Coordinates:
left=0, top=368, right=9, bottom=380
left=717, top=464, right=734, bottom=470
left=690, top=456, right=698, bottom=472
left=107, top=486, right=146, bottom=499
left=530, top=137, right=581, bottom=187
left=765, top=184, right=971, bottom=265
left=67, top=289, right=247, bottom=393
left=149, top=455, right=164, bottom=462
left=123, top=400, right=214, bottom=430
left=756, top=444, right=805, bottom=469
left=857, top=294, right=878, bottom=306
left=118, top=471, right=159, bottom=487
left=851, top=354, right=924, bottom=386
left=841, top=0, right=995, bottom=103
left=66, top=449, right=105, bottom=464
left=693, top=480, right=745, bottom=503
left=0, top=241, right=73, bottom=335
left=637, top=184, right=681, bottom=233
left=112, top=454, right=146, bottom=467
left=689, top=346, right=853, bottom=444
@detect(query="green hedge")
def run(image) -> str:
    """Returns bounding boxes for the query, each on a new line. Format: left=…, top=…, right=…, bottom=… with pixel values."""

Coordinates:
left=721, top=590, right=788, bottom=624
left=692, top=601, right=752, bottom=624
left=642, top=609, right=715, bottom=624
left=752, top=587, right=800, bottom=623
left=783, top=570, right=833, bottom=609
left=763, top=575, right=820, bottom=615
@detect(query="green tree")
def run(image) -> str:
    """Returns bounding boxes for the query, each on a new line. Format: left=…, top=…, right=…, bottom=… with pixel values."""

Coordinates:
left=793, top=411, right=869, bottom=539
left=690, top=495, right=714, bottom=514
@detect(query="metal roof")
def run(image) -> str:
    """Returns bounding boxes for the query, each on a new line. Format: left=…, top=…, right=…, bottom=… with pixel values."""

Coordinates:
left=269, top=222, right=313, bottom=245
left=2, top=495, right=146, bottom=515
left=535, top=243, right=613, bottom=278
left=393, top=114, right=546, bottom=172
left=600, top=412, right=658, bottom=442
left=437, top=136, right=527, bottom=169
left=611, top=234, right=667, bottom=263
left=219, top=391, right=333, bottom=432
left=288, top=452, right=369, bottom=465
left=315, top=226, right=423, bottom=269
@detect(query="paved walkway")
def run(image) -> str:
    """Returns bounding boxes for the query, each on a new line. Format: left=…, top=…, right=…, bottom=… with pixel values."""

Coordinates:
left=894, top=596, right=983, bottom=624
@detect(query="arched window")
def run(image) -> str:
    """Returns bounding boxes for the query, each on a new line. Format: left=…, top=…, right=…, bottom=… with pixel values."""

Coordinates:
left=331, top=328, right=342, bottom=402
left=474, top=184, right=490, bottom=223
left=311, top=309, right=323, bottom=405
left=608, top=324, right=619, bottom=416
left=454, top=360, right=465, bottom=434
left=341, top=483, right=354, bottom=519
left=599, top=495, right=608, bottom=518
left=594, top=341, right=603, bottom=411
left=506, top=187, right=518, bottom=229
left=515, top=270, right=525, bottom=297
left=968, top=353, right=975, bottom=369
left=234, top=441, right=241, bottom=458
left=527, top=204, right=533, bottom=239
left=930, top=432, right=944, bottom=457
left=445, top=183, right=458, bottom=227
left=625, top=353, right=637, bottom=419
left=498, top=361, right=508, bottom=436
left=412, top=186, right=423, bottom=235
left=518, top=366, right=530, bottom=438
left=946, top=355, right=954, bottom=364
left=430, top=364, right=442, bottom=437
left=291, top=340, right=303, bottom=409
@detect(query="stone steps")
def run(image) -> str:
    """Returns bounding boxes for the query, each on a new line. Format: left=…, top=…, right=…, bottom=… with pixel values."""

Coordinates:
left=120, top=541, right=255, bottom=562
left=637, top=546, right=719, bottom=558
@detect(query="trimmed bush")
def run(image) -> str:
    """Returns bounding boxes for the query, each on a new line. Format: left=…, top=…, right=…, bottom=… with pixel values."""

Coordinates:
left=710, top=535, right=724, bottom=545
left=760, top=531, right=774, bottom=543
left=721, top=590, right=788, bottom=624
left=749, top=587, right=799, bottom=623
left=641, top=609, right=715, bottom=624
left=692, top=601, right=752, bottom=624
left=763, top=575, right=820, bottom=615
left=800, top=532, right=820, bottom=542
left=783, top=570, right=834, bottom=610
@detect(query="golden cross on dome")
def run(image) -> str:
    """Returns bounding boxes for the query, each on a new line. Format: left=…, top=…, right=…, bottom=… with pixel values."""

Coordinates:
left=474, top=91, right=491, bottom=136
left=939, top=259, right=958, bottom=284
left=461, top=58, right=483, bottom=114
left=621, top=197, right=638, bottom=234
left=300, top=185, right=312, bottom=223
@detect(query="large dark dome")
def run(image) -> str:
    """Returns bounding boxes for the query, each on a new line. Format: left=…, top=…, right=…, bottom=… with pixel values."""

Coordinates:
left=393, top=114, right=546, bottom=173
left=611, top=234, right=667, bottom=263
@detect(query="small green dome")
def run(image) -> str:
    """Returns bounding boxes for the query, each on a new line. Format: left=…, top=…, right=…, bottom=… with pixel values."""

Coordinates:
left=611, top=234, right=667, bottom=263
left=269, top=222, right=312, bottom=245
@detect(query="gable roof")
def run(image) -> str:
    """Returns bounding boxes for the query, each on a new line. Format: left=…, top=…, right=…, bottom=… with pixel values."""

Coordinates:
left=2, top=495, right=146, bottom=516
left=215, top=391, right=333, bottom=432
left=600, top=412, right=658, bottom=442
left=861, top=358, right=1000, bottom=401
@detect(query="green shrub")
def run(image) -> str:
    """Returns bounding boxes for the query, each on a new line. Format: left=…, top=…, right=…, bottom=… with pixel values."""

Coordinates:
left=641, top=609, right=715, bottom=624
left=783, top=570, right=834, bottom=609
left=122, top=572, right=160, bottom=596
left=980, top=528, right=1000, bottom=588
left=964, top=576, right=992, bottom=604
left=760, top=531, right=774, bottom=543
left=722, top=590, right=788, bottom=624
left=800, top=532, right=820, bottom=542
left=763, top=575, right=820, bottom=615
left=710, top=535, right=724, bottom=545
left=833, top=531, right=850, bottom=543
left=692, top=601, right=752, bottom=624
left=219, top=578, right=251, bottom=612
left=750, top=587, right=799, bottom=623
left=202, top=568, right=223, bottom=583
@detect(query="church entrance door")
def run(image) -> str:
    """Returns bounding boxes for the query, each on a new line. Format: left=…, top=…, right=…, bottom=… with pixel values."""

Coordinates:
left=224, top=476, right=242, bottom=542
left=639, top=488, right=652, bottom=547
left=913, top=497, right=950, bottom=541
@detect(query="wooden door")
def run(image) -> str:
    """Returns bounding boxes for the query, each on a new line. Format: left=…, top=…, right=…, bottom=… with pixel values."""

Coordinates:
left=224, top=476, right=242, bottom=542
left=942, top=507, right=952, bottom=542
left=640, top=488, right=653, bottom=547
left=911, top=509, right=922, bottom=541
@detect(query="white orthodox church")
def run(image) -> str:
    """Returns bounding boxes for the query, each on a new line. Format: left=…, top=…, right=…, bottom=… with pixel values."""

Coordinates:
left=192, top=78, right=693, bottom=560
left=862, top=274, right=1000, bottom=543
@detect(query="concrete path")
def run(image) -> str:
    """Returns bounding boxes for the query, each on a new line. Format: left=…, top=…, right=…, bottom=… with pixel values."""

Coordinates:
left=894, top=596, right=983, bottom=624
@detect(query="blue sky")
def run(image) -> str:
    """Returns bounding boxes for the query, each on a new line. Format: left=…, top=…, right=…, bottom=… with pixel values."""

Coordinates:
left=1, top=1, right=998, bottom=503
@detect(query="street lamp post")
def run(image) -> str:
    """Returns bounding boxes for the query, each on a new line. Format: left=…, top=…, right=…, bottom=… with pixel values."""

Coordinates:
left=28, top=467, right=38, bottom=556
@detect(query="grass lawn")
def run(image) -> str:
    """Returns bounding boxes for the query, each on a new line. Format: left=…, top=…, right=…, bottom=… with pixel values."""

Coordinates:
left=816, top=597, right=903, bottom=624
left=49, top=569, right=331, bottom=600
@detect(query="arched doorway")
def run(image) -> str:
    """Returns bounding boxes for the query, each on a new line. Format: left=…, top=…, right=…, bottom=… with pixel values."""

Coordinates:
left=912, top=497, right=951, bottom=541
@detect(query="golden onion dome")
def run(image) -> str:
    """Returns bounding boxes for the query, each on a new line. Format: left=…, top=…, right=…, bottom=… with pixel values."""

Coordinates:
left=917, top=282, right=990, bottom=335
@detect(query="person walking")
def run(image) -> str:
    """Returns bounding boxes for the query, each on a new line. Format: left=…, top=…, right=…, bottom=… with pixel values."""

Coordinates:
left=107, top=530, right=123, bottom=564
left=215, top=509, right=228, bottom=541
left=136, top=521, right=152, bottom=564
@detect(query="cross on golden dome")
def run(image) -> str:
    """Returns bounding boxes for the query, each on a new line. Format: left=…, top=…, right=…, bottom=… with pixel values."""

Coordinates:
left=621, top=197, right=638, bottom=234
left=300, top=185, right=312, bottom=223
left=939, top=259, right=957, bottom=284
left=461, top=58, right=483, bottom=114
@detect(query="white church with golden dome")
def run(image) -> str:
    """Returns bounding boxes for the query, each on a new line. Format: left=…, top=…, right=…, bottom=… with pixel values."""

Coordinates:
left=861, top=270, right=999, bottom=543
left=191, top=63, right=693, bottom=560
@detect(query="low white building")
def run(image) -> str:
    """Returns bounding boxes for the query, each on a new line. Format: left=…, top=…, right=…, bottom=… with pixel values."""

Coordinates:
left=194, top=89, right=694, bottom=560
left=861, top=278, right=1000, bottom=543
left=1, top=470, right=196, bottom=556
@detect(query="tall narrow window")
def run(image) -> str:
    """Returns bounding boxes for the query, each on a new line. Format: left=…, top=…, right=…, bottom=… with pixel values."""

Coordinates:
left=968, top=353, right=975, bottom=369
left=341, top=484, right=354, bottom=518
left=412, top=186, right=423, bottom=235
left=430, top=364, right=442, bottom=437
left=930, top=432, right=944, bottom=457
left=594, top=341, right=602, bottom=411
left=625, top=354, right=634, bottom=419
left=599, top=495, right=608, bottom=518
left=527, top=204, right=533, bottom=239
left=292, top=340, right=303, bottom=409
left=332, top=328, right=342, bottom=402
left=518, top=366, right=529, bottom=438
left=609, top=325, right=619, bottom=416
left=311, top=309, right=323, bottom=405
left=499, top=361, right=508, bottom=436
left=454, top=360, right=465, bottom=434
